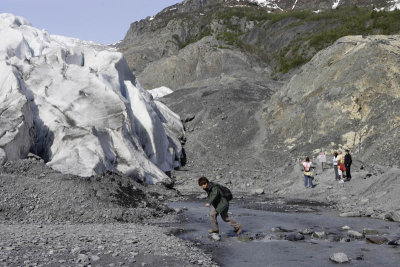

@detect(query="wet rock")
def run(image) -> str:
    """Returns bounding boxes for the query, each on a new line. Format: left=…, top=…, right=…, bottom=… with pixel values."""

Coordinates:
left=346, top=230, right=361, bottom=239
left=329, top=252, right=350, bottom=264
left=363, top=228, right=379, bottom=235
left=300, top=228, right=313, bottom=235
left=366, top=236, right=388, bottom=245
left=237, top=233, right=254, bottom=242
left=329, top=234, right=344, bottom=242
left=312, top=231, right=326, bottom=239
left=209, top=233, right=221, bottom=241
left=271, top=226, right=295, bottom=233
left=341, top=225, right=351, bottom=230
left=388, top=239, right=400, bottom=246
left=348, top=230, right=363, bottom=239
left=384, top=211, right=400, bottom=222
left=356, top=255, right=364, bottom=260
left=285, top=232, right=304, bottom=241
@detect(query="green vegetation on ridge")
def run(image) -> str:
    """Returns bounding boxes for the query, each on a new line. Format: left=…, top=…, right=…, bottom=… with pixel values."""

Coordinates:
left=157, top=4, right=400, bottom=73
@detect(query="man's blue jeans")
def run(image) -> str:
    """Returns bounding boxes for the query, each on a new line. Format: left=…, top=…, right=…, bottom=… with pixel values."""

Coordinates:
left=304, top=175, right=313, bottom=187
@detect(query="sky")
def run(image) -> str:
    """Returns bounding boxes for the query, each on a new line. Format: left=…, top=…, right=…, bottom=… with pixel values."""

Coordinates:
left=1, top=0, right=181, bottom=45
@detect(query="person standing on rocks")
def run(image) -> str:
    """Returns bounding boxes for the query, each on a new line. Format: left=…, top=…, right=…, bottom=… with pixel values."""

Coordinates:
left=198, top=177, right=242, bottom=235
left=302, top=157, right=313, bottom=188
left=333, top=152, right=339, bottom=181
left=344, top=149, right=352, bottom=181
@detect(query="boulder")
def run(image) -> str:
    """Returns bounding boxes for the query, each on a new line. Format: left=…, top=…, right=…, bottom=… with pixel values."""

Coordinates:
left=329, top=253, right=350, bottom=264
left=366, top=236, right=388, bottom=245
left=300, top=228, right=314, bottom=235
left=251, top=188, right=264, bottom=195
left=388, top=239, right=400, bottom=246
left=312, top=231, right=326, bottom=239
left=285, top=232, right=304, bottom=241
left=385, top=211, right=400, bottom=222
left=347, top=230, right=363, bottom=239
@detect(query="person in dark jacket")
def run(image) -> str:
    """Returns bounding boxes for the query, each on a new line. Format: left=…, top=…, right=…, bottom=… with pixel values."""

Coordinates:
left=344, top=149, right=352, bottom=181
left=198, top=176, right=242, bottom=235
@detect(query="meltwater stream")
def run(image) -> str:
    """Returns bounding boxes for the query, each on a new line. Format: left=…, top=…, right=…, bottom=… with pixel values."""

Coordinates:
left=169, top=199, right=400, bottom=266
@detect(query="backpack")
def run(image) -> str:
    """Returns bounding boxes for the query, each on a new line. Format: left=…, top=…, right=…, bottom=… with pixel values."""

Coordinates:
left=304, top=162, right=311, bottom=172
left=216, top=183, right=233, bottom=201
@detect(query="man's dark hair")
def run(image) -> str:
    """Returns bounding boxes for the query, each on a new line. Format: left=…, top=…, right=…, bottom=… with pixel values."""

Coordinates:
left=345, top=149, right=350, bottom=153
left=198, top=176, right=209, bottom=186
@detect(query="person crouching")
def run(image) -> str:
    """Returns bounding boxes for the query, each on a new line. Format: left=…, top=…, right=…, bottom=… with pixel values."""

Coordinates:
left=198, top=176, right=242, bottom=235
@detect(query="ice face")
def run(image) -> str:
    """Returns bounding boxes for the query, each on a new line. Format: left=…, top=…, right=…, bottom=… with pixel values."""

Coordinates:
left=0, top=13, right=184, bottom=184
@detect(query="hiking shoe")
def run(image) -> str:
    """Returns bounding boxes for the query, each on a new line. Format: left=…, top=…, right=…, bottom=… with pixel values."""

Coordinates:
left=208, top=229, right=219, bottom=234
left=235, top=224, right=243, bottom=235
left=339, top=180, right=344, bottom=183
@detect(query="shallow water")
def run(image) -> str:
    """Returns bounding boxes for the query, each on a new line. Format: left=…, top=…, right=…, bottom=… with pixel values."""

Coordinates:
left=169, top=200, right=400, bottom=267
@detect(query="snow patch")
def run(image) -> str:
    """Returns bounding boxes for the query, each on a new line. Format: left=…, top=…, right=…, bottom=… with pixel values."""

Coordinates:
left=332, top=0, right=341, bottom=9
left=389, top=0, right=400, bottom=11
left=149, top=86, right=174, bottom=99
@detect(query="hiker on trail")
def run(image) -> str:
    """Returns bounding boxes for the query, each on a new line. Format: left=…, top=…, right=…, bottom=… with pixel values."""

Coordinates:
left=302, top=157, right=313, bottom=188
left=333, top=152, right=339, bottom=181
left=318, top=151, right=327, bottom=170
left=198, top=176, right=242, bottom=235
left=344, top=149, right=352, bottom=181
left=337, top=151, right=345, bottom=183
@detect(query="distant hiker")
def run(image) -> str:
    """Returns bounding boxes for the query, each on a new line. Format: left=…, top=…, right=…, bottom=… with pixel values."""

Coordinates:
left=344, top=149, right=352, bottom=181
left=333, top=152, right=339, bottom=181
left=318, top=151, right=327, bottom=170
left=198, top=177, right=242, bottom=235
left=302, top=157, right=313, bottom=188
left=337, top=151, right=345, bottom=183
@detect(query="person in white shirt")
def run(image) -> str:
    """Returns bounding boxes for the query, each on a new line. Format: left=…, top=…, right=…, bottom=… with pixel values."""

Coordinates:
left=333, top=152, right=339, bottom=180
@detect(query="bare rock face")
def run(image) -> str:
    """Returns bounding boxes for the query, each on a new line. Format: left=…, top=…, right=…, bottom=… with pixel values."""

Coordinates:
left=264, top=35, right=400, bottom=166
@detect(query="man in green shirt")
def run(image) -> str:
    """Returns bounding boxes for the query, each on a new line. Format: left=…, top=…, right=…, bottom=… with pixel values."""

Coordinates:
left=198, top=176, right=242, bottom=234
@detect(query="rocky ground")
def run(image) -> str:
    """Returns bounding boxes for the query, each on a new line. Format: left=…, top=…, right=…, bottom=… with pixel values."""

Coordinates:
left=0, top=157, right=216, bottom=266
left=0, top=223, right=215, bottom=267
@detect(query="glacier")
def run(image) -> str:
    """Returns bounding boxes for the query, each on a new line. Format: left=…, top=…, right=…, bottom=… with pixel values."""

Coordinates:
left=149, top=86, right=174, bottom=100
left=0, top=13, right=184, bottom=184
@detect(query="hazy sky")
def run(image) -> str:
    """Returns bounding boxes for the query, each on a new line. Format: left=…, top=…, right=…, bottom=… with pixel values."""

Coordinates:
left=1, top=0, right=180, bottom=44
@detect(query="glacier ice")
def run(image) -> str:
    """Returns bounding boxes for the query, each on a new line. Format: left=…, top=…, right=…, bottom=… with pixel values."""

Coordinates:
left=149, top=86, right=173, bottom=100
left=0, top=13, right=184, bottom=184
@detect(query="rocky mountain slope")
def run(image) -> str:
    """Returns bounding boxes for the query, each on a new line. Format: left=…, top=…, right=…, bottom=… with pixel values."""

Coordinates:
left=118, top=0, right=400, bottom=90
left=118, top=1, right=400, bottom=219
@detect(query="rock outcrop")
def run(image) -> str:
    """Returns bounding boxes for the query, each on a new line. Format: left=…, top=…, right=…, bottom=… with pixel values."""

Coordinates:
left=264, top=35, right=400, bottom=166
